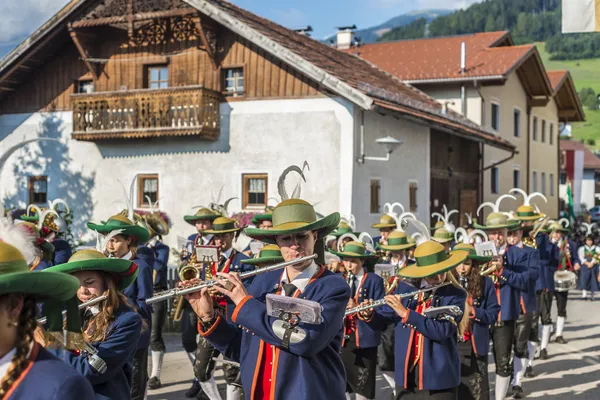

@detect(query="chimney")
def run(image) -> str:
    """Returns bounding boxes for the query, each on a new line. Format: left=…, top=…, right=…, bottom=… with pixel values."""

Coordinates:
left=294, top=26, right=313, bottom=36
left=336, top=25, right=357, bottom=50
left=460, top=41, right=466, bottom=74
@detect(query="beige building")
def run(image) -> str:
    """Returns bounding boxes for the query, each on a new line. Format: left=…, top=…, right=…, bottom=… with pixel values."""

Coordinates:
left=344, top=31, right=584, bottom=219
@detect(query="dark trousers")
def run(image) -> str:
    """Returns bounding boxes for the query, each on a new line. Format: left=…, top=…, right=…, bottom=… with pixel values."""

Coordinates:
left=378, top=323, right=395, bottom=371
left=513, top=313, right=533, bottom=358
left=396, top=368, right=458, bottom=400
left=554, top=291, right=568, bottom=318
left=193, top=337, right=240, bottom=386
left=457, top=341, right=489, bottom=400
left=131, top=347, right=148, bottom=400
left=491, top=321, right=515, bottom=377
left=580, top=265, right=599, bottom=292
left=341, top=332, right=378, bottom=399
left=150, top=298, right=167, bottom=352
left=535, top=290, right=553, bottom=327
left=181, top=306, right=198, bottom=353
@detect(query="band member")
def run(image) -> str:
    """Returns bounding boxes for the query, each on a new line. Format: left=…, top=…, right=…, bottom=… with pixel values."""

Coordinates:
left=453, top=243, right=500, bottom=400
left=142, top=209, right=171, bottom=390
left=359, top=235, right=468, bottom=399
left=432, top=228, right=454, bottom=253
left=87, top=213, right=153, bottom=400
left=331, top=242, right=384, bottom=400
left=578, top=235, right=599, bottom=300
left=46, top=250, right=144, bottom=399
left=187, top=196, right=350, bottom=400
left=243, top=244, right=284, bottom=268
left=474, top=210, right=530, bottom=400
left=548, top=221, right=579, bottom=344
left=0, top=238, right=94, bottom=399
left=506, top=219, right=540, bottom=398
left=193, top=216, right=251, bottom=400
left=13, top=222, right=55, bottom=271
left=376, top=230, right=416, bottom=394
left=251, top=212, right=273, bottom=230
left=372, top=214, right=397, bottom=247
left=182, top=207, right=219, bottom=397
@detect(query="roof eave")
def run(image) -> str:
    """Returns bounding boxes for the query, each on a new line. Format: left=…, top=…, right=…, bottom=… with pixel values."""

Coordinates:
left=183, top=0, right=373, bottom=111
left=405, top=75, right=505, bottom=85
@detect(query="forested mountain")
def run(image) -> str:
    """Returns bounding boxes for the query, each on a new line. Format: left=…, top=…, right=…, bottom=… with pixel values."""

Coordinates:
left=378, top=0, right=600, bottom=60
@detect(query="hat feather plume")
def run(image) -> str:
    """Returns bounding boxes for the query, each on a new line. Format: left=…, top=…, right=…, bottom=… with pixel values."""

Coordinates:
left=337, top=232, right=359, bottom=252
left=581, top=222, right=595, bottom=236
left=406, top=217, right=430, bottom=245
left=48, top=198, right=70, bottom=215
left=118, top=178, right=136, bottom=221
left=341, top=214, right=356, bottom=231
left=477, top=194, right=516, bottom=216
left=465, top=212, right=473, bottom=225
left=358, top=232, right=375, bottom=253
left=558, top=218, right=570, bottom=228
left=277, top=163, right=308, bottom=201
left=509, top=188, right=547, bottom=206
left=383, top=202, right=404, bottom=217
left=0, top=216, right=37, bottom=265
left=98, top=229, right=125, bottom=253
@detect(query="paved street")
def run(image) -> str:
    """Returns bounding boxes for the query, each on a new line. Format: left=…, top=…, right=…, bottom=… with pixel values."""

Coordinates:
left=149, top=290, right=600, bottom=400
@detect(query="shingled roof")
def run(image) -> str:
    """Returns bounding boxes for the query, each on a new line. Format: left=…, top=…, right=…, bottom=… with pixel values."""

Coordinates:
left=546, top=70, right=585, bottom=122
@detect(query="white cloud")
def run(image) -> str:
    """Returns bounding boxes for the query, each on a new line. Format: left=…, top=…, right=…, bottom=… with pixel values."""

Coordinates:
left=0, top=0, right=69, bottom=45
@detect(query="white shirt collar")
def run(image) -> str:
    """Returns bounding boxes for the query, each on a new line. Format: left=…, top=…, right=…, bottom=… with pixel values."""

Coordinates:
left=281, top=261, right=319, bottom=295
left=498, top=243, right=508, bottom=255
left=0, top=348, right=17, bottom=379
left=222, top=247, right=233, bottom=260
left=515, top=241, right=523, bottom=249
left=391, top=256, right=407, bottom=268
left=120, top=250, right=133, bottom=260
left=147, top=237, right=158, bottom=247
left=202, top=234, right=214, bottom=245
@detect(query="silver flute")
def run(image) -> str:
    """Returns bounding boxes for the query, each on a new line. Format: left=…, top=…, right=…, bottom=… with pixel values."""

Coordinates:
left=37, top=295, right=108, bottom=324
left=345, top=281, right=452, bottom=316
left=146, top=254, right=318, bottom=304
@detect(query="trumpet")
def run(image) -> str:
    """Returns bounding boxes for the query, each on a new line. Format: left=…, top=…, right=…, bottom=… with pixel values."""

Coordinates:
left=147, top=254, right=318, bottom=304
left=480, top=255, right=502, bottom=276
left=345, top=281, right=452, bottom=316
left=37, top=295, right=108, bottom=325
left=179, top=264, right=201, bottom=281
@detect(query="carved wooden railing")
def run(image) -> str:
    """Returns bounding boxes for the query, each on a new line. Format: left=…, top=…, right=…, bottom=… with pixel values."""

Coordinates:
left=71, top=86, right=221, bottom=140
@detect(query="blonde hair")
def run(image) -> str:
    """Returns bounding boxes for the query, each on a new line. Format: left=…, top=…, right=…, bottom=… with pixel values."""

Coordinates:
left=0, top=295, right=37, bottom=398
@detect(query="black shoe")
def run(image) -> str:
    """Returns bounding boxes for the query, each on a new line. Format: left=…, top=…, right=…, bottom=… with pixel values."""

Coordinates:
left=524, top=366, right=535, bottom=378
left=540, top=349, right=549, bottom=360
left=512, top=385, right=524, bottom=398
left=185, top=379, right=202, bottom=398
left=148, top=376, right=161, bottom=390
left=556, top=336, right=568, bottom=344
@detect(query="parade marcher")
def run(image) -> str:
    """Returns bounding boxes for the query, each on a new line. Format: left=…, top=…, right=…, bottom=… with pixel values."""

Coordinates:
left=359, top=218, right=468, bottom=400
left=140, top=205, right=171, bottom=390
left=453, top=234, right=500, bottom=400
left=185, top=207, right=220, bottom=248
left=375, top=228, right=416, bottom=395
left=578, top=234, right=599, bottom=300
left=250, top=212, right=273, bottom=230
left=432, top=228, right=454, bottom=253
left=186, top=170, right=351, bottom=400
left=474, top=196, right=531, bottom=400
left=242, top=244, right=284, bottom=268
left=0, top=223, right=94, bottom=400
left=87, top=212, right=153, bottom=400
left=46, top=250, right=144, bottom=399
left=194, top=216, right=251, bottom=400
left=372, top=214, right=397, bottom=248
left=330, top=241, right=384, bottom=400
left=548, top=220, right=579, bottom=344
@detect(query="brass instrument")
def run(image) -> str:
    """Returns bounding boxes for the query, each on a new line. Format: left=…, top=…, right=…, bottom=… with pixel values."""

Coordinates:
left=522, top=237, right=537, bottom=249
left=381, top=269, right=400, bottom=295
left=171, top=252, right=206, bottom=322
left=481, top=255, right=503, bottom=276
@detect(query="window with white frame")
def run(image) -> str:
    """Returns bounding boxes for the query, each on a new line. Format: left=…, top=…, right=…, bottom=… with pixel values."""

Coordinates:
left=513, top=109, right=521, bottom=137
left=491, top=167, right=499, bottom=194
left=137, top=174, right=159, bottom=207
left=370, top=179, right=381, bottom=214
left=533, top=171, right=538, bottom=192
left=243, top=174, right=267, bottom=208
left=513, top=168, right=521, bottom=189
left=491, top=103, right=500, bottom=131
left=541, top=172, right=546, bottom=194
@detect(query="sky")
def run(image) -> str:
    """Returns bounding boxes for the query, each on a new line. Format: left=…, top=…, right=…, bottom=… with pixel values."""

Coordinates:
left=0, top=0, right=482, bottom=58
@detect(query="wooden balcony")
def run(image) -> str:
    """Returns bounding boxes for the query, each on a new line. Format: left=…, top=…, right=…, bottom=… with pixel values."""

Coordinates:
left=71, top=86, right=222, bottom=140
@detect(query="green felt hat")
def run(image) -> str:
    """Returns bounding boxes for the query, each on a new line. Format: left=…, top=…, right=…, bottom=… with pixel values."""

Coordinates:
left=87, top=214, right=150, bottom=244
left=244, top=199, right=340, bottom=243
left=331, top=222, right=354, bottom=238
left=46, top=249, right=139, bottom=291
left=431, top=220, right=445, bottom=230
left=329, top=241, right=378, bottom=260
left=547, top=221, right=569, bottom=233
left=202, top=217, right=241, bottom=234
left=514, top=205, right=545, bottom=221
left=432, top=228, right=454, bottom=244
left=474, top=212, right=521, bottom=231
left=251, top=213, right=273, bottom=226
left=243, top=244, right=284, bottom=265
left=184, top=208, right=219, bottom=226
left=372, top=214, right=397, bottom=229
left=398, top=240, right=468, bottom=279
left=453, top=243, right=491, bottom=263
left=377, top=230, right=415, bottom=251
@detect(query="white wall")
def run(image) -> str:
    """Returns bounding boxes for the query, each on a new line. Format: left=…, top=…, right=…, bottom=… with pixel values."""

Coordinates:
left=559, top=170, right=596, bottom=212
left=0, top=97, right=355, bottom=251
left=352, top=109, right=430, bottom=236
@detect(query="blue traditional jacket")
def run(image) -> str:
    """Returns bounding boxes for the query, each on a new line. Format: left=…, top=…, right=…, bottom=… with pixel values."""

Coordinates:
left=346, top=271, right=385, bottom=348
left=198, top=265, right=350, bottom=400
left=48, top=304, right=142, bottom=400
left=6, top=343, right=94, bottom=400
left=535, top=234, right=560, bottom=292
left=51, top=238, right=72, bottom=265
left=470, top=276, right=500, bottom=357
left=124, top=248, right=154, bottom=349
left=519, top=243, right=540, bottom=314
left=363, top=280, right=466, bottom=391
left=495, top=245, right=530, bottom=321
left=148, top=240, right=170, bottom=290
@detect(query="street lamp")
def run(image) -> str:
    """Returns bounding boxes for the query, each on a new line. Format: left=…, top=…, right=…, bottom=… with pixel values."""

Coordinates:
left=358, top=135, right=403, bottom=164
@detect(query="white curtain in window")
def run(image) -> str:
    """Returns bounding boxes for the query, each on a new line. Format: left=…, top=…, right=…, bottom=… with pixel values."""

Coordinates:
left=248, top=178, right=265, bottom=193
left=144, top=178, right=158, bottom=193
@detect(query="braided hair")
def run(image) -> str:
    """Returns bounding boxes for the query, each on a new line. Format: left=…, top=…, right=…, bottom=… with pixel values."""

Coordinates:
left=0, top=295, right=37, bottom=398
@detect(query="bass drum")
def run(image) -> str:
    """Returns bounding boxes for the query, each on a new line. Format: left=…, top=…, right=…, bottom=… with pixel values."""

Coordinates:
left=554, top=270, right=577, bottom=292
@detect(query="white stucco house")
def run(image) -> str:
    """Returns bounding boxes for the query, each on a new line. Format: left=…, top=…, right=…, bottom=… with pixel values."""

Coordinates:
left=559, top=139, right=600, bottom=212
left=0, top=0, right=513, bottom=251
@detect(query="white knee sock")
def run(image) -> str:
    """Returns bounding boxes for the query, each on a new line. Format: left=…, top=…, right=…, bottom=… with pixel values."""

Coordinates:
left=355, top=394, right=370, bottom=400
left=226, top=384, right=240, bottom=400
left=513, top=357, right=526, bottom=387
left=382, top=371, right=396, bottom=392
left=495, top=375, right=511, bottom=400
left=187, top=352, right=196, bottom=366
left=527, top=341, right=536, bottom=367
left=345, top=393, right=352, bottom=400
left=541, top=325, right=551, bottom=350
left=200, top=377, right=222, bottom=400
left=150, top=350, right=164, bottom=379
left=582, top=290, right=588, bottom=299
left=556, top=316, right=566, bottom=337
